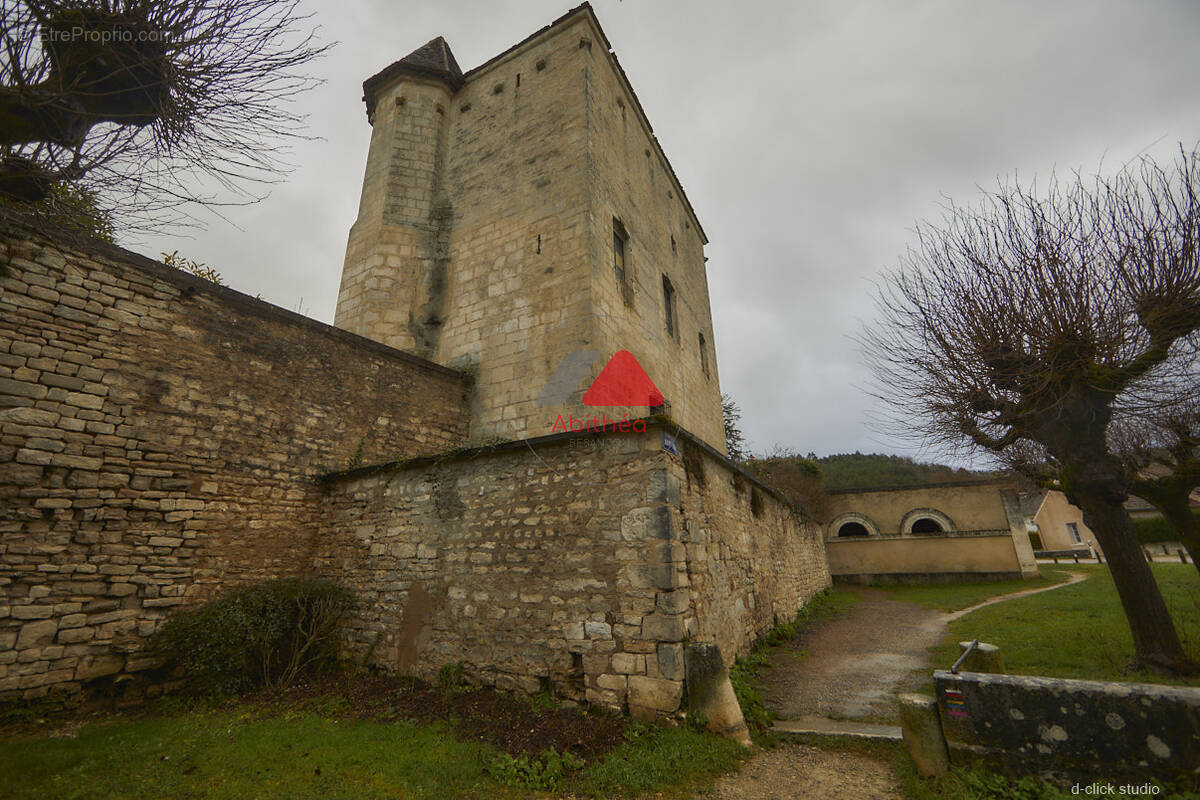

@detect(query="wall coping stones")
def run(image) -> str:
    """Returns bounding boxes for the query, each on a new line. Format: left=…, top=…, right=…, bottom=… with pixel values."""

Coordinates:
left=319, top=416, right=800, bottom=514
left=933, top=669, right=1200, bottom=781
left=0, top=208, right=467, bottom=382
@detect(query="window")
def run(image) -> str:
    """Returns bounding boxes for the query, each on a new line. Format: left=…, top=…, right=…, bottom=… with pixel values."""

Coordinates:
left=838, top=522, right=869, bottom=538
left=1067, top=522, right=1081, bottom=544
left=670, top=234, right=676, bottom=255
left=612, top=219, right=628, bottom=284
left=698, top=332, right=710, bottom=377
left=911, top=517, right=944, bottom=534
left=662, top=275, right=677, bottom=339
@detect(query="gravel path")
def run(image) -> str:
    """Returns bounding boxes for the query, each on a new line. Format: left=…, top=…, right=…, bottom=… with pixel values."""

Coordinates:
left=699, top=743, right=903, bottom=800
left=697, top=574, right=1090, bottom=799
left=759, top=589, right=943, bottom=725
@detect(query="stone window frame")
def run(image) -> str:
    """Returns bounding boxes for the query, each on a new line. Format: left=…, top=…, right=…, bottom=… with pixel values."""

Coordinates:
left=828, top=512, right=879, bottom=540
left=900, top=508, right=956, bottom=535
left=661, top=273, right=678, bottom=341
left=613, top=217, right=629, bottom=285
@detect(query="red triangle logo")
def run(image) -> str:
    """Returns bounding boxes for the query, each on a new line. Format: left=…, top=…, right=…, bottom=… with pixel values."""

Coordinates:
left=583, top=350, right=664, bottom=407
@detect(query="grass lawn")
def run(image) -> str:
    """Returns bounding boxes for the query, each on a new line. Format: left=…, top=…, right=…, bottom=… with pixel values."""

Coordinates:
left=0, top=685, right=748, bottom=799
left=877, top=566, right=1075, bottom=612
left=931, top=563, right=1200, bottom=685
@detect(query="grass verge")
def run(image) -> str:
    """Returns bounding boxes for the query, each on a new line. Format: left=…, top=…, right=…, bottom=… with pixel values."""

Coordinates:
left=876, top=566, right=1075, bottom=612
left=930, top=564, right=1200, bottom=685
left=0, top=677, right=749, bottom=799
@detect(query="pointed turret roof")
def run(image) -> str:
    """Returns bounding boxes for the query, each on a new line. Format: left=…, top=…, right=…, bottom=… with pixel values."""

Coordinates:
left=363, top=36, right=464, bottom=119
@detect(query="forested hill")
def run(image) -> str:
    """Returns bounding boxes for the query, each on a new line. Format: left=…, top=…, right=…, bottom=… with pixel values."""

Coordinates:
left=812, top=452, right=999, bottom=491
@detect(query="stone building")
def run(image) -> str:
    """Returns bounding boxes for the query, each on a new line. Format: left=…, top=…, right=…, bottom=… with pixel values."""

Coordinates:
left=336, top=3, right=725, bottom=450
left=0, top=4, right=829, bottom=715
left=824, top=479, right=1040, bottom=584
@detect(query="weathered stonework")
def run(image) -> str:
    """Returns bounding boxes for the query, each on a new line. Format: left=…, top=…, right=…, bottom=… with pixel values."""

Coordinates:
left=0, top=4, right=832, bottom=712
left=0, top=215, right=470, bottom=701
left=336, top=4, right=726, bottom=451
left=315, top=426, right=829, bottom=711
left=934, top=669, right=1200, bottom=782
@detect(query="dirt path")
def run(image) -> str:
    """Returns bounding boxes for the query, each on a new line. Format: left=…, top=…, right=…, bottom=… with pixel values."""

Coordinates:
left=759, top=589, right=943, bottom=725
left=698, top=573, right=1091, bottom=799
left=699, top=743, right=903, bottom=800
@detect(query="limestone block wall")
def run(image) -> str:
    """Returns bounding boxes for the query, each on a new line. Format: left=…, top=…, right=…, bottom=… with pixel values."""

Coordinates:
left=316, top=430, right=673, bottom=711
left=669, top=435, right=831, bottom=661
left=336, top=6, right=727, bottom=452
left=316, top=422, right=828, bottom=715
left=0, top=214, right=471, bottom=701
left=584, top=27, right=725, bottom=453
left=337, top=17, right=597, bottom=442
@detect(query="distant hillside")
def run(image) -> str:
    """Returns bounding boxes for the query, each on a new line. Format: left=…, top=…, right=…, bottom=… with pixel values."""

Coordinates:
left=812, top=452, right=998, bottom=491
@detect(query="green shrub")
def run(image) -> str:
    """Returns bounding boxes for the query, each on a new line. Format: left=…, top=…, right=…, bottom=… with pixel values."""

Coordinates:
left=152, top=576, right=355, bottom=696
left=486, top=748, right=583, bottom=791
left=1135, top=512, right=1200, bottom=544
left=437, top=661, right=469, bottom=696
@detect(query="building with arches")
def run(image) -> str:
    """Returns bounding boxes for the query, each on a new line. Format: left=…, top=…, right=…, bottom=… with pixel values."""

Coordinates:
left=823, top=479, right=1041, bottom=584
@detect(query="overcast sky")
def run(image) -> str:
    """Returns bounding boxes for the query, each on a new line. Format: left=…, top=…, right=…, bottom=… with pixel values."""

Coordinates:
left=130, top=0, right=1200, bottom=463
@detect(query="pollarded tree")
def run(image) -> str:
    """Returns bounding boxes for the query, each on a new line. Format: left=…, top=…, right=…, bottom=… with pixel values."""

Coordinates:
left=0, top=0, right=330, bottom=232
left=865, top=146, right=1200, bottom=673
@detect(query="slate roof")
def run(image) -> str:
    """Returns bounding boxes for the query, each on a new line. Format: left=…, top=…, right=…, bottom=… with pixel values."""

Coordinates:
left=363, top=36, right=465, bottom=119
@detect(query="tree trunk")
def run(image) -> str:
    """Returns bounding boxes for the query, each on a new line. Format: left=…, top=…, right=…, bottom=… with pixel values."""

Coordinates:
left=1075, top=488, right=1192, bottom=673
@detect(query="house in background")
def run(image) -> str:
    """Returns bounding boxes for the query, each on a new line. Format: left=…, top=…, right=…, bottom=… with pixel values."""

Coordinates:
left=1023, top=490, right=1102, bottom=557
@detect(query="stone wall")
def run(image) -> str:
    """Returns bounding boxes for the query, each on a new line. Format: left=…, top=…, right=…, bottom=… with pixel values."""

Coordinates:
left=934, top=669, right=1200, bottom=782
left=0, top=214, right=471, bottom=702
left=314, top=422, right=828, bottom=717
left=668, top=433, right=831, bottom=661
left=826, top=533, right=1028, bottom=585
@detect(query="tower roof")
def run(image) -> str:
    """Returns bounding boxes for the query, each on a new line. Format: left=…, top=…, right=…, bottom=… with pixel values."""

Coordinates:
left=363, top=36, right=464, bottom=119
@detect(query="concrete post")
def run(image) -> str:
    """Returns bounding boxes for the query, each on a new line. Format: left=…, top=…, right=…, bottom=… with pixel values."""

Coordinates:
left=898, top=693, right=950, bottom=776
left=683, top=643, right=752, bottom=746
left=958, top=641, right=1004, bottom=673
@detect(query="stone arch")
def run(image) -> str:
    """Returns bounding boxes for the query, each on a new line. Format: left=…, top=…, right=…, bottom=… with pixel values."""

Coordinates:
left=901, top=508, right=955, bottom=535
left=828, top=512, right=879, bottom=539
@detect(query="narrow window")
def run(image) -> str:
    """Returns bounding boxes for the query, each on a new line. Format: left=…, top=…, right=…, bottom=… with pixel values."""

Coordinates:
left=613, top=219, right=628, bottom=284
left=1067, top=522, right=1081, bottom=543
left=662, top=275, right=677, bottom=339
left=698, top=332, right=710, bottom=377
left=670, top=234, right=676, bottom=255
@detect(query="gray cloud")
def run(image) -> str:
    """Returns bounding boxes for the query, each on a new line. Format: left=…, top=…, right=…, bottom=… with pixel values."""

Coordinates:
left=130, top=0, right=1200, bottom=463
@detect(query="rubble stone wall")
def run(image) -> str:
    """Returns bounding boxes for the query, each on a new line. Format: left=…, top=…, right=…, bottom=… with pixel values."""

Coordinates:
left=0, top=215, right=470, bottom=701
left=316, top=425, right=829, bottom=717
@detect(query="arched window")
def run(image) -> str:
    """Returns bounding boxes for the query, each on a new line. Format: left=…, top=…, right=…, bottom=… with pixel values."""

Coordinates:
left=828, top=513, right=878, bottom=539
left=837, top=522, right=870, bottom=537
left=910, top=517, right=944, bottom=534
left=900, top=508, right=956, bottom=535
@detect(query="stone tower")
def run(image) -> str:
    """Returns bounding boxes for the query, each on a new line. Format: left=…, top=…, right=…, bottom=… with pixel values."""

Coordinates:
left=335, top=4, right=727, bottom=451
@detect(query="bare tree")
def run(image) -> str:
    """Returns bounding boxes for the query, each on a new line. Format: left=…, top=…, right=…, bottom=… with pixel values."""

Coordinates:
left=0, top=0, right=330, bottom=232
left=1111, top=401, right=1200, bottom=577
left=865, top=145, right=1200, bottom=674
